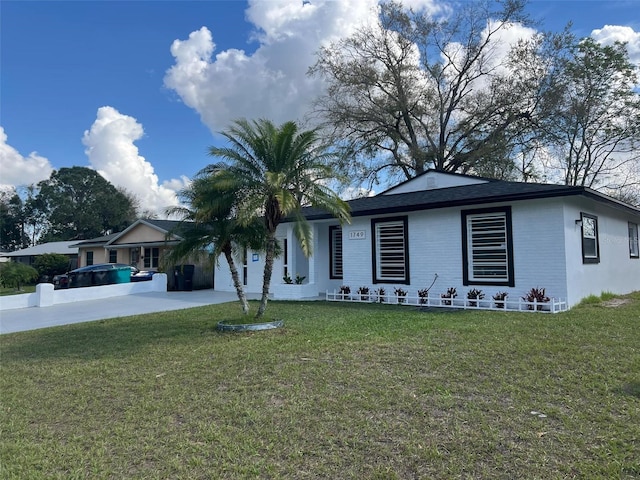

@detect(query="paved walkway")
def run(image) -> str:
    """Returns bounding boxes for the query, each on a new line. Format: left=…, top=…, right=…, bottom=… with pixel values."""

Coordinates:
left=0, top=290, right=259, bottom=334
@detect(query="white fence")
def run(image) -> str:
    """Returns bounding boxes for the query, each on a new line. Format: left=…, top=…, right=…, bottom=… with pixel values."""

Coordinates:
left=0, top=274, right=168, bottom=311
left=326, top=290, right=567, bottom=313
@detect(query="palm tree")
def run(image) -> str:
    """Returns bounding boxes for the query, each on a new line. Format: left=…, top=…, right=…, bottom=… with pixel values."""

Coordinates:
left=205, top=118, right=351, bottom=319
left=166, top=175, right=266, bottom=315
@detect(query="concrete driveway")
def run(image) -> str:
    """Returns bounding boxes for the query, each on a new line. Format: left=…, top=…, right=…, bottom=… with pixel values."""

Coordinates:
left=0, top=290, right=259, bottom=334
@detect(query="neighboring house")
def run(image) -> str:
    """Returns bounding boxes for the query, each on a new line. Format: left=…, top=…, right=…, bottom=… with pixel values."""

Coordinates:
left=73, top=219, right=213, bottom=290
left=214, top=170, right=640, bottom=309
left=0, top=241, right=79, bottom=269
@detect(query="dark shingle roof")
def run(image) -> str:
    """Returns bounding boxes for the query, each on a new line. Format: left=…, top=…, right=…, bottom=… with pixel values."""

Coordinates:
left=297, top=180, right=640, bottom=221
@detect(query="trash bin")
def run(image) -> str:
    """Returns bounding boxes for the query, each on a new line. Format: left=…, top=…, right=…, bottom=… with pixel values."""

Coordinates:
left=69, top=271, right=92, bottom=288
left=173, top=265, right=195, bottom=291
left=92, top=269, right=111, bottom=286
left=183, top=264, right=195, bottom=291
left=113, top=266, right=131, bottom=284
left=174, top=266, right=184, bottom=291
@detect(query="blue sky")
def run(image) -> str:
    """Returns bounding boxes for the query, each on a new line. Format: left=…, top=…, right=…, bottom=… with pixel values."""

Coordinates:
left=2, top=0, right=639, bottom=214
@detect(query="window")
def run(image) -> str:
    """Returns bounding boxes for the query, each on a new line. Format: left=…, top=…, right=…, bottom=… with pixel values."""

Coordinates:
left=581, top=213, right=599, bottom=264
left=109, top=249, right=117, bottom=263
left=629, top=222, right=639, bottom=258
left=329, top=226, right=343, bottom=279
left=282, top=238, right=289, bottom=279
left=242, top=247, right=248, bottom=286
left=85, top=251, right=94, bottom=266
left=144, top=247, right=160, bottom=269
left=462, top=207, right=514, bottom=286
left=372, top=217, right=409, bottom=284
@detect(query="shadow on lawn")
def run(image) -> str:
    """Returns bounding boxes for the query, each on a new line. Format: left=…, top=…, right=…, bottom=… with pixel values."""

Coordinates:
left=618, top=382, right=640, bottom=399
left=1, top=311, right=232, bottom=361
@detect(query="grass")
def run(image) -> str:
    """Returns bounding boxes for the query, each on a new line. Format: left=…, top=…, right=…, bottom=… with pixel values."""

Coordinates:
left=1, top=294, right=639, bottom=479
left=0, top=285, right=36, bottom=296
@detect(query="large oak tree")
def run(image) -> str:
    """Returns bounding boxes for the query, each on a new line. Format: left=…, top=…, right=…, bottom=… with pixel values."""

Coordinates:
left=35, top=166, right=137, bottom=241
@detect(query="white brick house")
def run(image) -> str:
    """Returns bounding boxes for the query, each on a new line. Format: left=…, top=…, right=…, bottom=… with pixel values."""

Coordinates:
left=213, top=171, right=640, bottom=309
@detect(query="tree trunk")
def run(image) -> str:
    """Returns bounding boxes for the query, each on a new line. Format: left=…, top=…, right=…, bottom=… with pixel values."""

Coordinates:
left=223, top=245, right=250, bottom=315
left=256, top=232, right=276, bottom=319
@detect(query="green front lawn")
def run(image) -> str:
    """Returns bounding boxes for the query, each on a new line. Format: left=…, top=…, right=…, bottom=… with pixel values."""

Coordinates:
left=1, top=295, right=639, bottom=479
left=0, top=285, right=36, bottom=296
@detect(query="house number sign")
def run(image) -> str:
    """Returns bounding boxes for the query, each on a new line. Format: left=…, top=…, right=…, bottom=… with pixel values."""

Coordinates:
left=349, top=230, right=366, bottom=240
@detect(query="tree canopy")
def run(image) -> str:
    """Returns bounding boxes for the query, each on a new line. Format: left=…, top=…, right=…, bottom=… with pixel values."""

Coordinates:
left=34, top=167, right=138, bottom=241
left=309, top=0, right=548, bottom=188
left=205, top=119, right=351, bottom=318
left=541, top=37, right=640, bottom=196
left=0, top=190, right=29, bottom=251
left=166, top=176, right=268, bottom=315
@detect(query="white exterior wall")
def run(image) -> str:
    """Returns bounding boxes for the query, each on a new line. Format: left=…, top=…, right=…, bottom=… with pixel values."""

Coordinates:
left=563, top=198, right=640, bottom=306
left=214, top=246, right=266, bottom=294
left=339, top=200, right=570, bottom=303
left=0, top=274, right=168, bottom=311
left=212, top=196, right=639, bottom=306
left=510, top=200, right=567, bottom=301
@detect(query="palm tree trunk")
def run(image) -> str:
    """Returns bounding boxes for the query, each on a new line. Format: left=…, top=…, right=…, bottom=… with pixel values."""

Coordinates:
left=256, top=233, right=276, bottom=319
left=223, top=245, right=250, bottom=315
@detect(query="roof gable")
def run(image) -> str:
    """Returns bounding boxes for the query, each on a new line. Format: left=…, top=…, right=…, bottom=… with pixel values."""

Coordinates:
left=380, top=170, right=492, bottom=195
left=105, top=219, right=185, bottom=246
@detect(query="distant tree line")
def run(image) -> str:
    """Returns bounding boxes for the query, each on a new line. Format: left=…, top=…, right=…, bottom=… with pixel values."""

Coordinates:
left=0, top=166, right=139, bottom=251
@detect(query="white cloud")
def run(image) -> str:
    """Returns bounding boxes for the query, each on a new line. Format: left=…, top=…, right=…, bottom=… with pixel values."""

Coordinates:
left=0, top=127, right=54, bottom=188
left=591, top=25, right=640, bottom=67
left=164, top=0, right=382, bottom=134
left=82, top=106, right=187, bottom=217
left=164, top=0, right=539, bottom=137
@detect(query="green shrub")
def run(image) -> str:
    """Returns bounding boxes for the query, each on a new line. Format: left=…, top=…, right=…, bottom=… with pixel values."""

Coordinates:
left=0, top=262, right=39, bottom=290
left=579, top=294, right=602, bottom=305
left=33, top=253, right=71, bottom=279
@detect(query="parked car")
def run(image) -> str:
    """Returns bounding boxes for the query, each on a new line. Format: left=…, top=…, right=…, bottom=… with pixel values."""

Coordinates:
left=53, top=263, right=154, bottom=289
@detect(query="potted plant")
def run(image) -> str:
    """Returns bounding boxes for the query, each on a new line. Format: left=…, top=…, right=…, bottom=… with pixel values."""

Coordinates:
left=357, top=286, right=370, bottom=301
left=522, top=287, right=550, bottom=311
left=493, top=291, right=508, bottom=309
left=294, top=273, right=306, bottom=284
left=339, top=285, right=351, bottom=300
left=394, top=287, right=408, bottom=304
left=375, top=287, right=386, bottom=303
left=417, top=288, right=430, bottom=305
left=441, top=287, right=457, bottom=306
left=467, top=288, right=485, bottom=307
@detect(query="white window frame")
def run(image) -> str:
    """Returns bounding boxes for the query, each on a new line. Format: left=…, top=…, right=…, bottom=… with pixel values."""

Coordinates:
left=629, top=222, right=639, bottom=259
left=329, top=226, right=343, bottom=279
left=144, top=247, right=160, bottom=269
left=372, top=217, right=409, bottom=284
left=581, top=213, right=599, bottom=264
left=462, top=207, right=514, bottom=287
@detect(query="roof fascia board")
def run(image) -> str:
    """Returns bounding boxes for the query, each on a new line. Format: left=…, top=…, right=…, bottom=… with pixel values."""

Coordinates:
left=105, top=219, right=183, bottom=246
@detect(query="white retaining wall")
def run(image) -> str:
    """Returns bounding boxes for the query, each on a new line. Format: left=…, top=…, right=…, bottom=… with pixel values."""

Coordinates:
left=0, top=274, right=168, bottom=311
